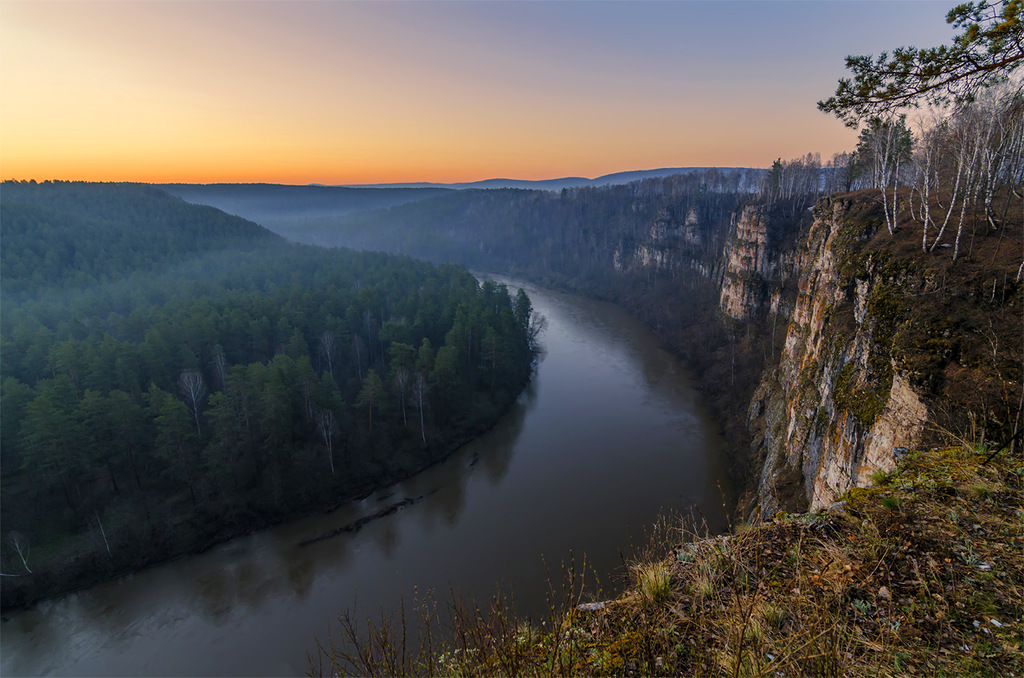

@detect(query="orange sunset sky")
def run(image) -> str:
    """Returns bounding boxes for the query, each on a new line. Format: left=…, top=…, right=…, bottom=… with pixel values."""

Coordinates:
left=1, top=1, right=955, bottom=185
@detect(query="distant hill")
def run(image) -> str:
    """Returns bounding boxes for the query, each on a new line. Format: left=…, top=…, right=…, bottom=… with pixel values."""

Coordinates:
left=161, top=183, right=453, bottom=226
left=345, top=167, right=764, bottom=191
left=159, top=170, right=764, bottom=237
left=271, top=167, right=762, bottom=266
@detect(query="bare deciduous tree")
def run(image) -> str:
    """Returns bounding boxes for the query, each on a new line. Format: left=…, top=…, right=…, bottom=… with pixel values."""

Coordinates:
left=858, top=115, right=913, bottom=234
left=319, top=331, right=337, bottom=381
left=911, top=113, right=945, bottom=251
left=908, top=81, right=1023, bottom=261
left=94, top=511, right=112, bottom=558
left=393, top=366, right=411, bottom=427
left=412, top=373, right=428, bottom=446
left=178, top=369, right=207, bottom=441
left=316, top=409, right=339, bottom=476
left=211, top=346, right=227, bottom=390
left=7, top=531, right=31, bottom=574
left=352, top=334, right=365, bottom=382
left=527, top=312, right=548, bottom=353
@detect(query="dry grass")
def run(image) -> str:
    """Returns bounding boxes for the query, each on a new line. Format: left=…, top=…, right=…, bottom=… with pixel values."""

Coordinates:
left=635, top=562, right=673, bottom=605
left=313, top=446, right=1024, bottom=676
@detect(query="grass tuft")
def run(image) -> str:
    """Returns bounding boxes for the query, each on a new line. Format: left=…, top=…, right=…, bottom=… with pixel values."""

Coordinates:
left=634, top=562, right=672, bottom=605
left=880, top=494, right=903, bottom=511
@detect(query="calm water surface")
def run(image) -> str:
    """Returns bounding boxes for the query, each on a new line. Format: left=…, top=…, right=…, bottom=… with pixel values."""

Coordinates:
left=1, top=280, right=730, bottom=677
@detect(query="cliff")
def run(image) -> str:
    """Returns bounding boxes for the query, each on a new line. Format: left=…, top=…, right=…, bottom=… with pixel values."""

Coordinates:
left=718, top=204, right=803, bottom=322
left=616, top=190, right=1021, bottom=518
left=745, top=194, right=1021, bottom=515
left=613, top=205, right=717, bottom=279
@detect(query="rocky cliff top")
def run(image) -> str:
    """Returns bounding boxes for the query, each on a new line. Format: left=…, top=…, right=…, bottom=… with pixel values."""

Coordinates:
left=749, top=191, right=1022, bottom=516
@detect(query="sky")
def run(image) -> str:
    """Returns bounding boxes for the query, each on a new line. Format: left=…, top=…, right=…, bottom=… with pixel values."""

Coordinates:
left=1, top=1, right=957, bottom=185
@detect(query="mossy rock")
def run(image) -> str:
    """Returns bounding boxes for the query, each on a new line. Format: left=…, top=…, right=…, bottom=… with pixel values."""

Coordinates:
left=843, top=486, right=883, bottom=513
left=814, top=406, right=830, bottom=435
left=834, top=362, right=890, bottom=427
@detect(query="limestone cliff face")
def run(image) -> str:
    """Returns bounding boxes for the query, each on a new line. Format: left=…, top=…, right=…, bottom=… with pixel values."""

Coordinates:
left=613, top=206, right=715, bottom=279
left=648, top=206, right=702, bottom=247
left=609, top=193, right=968, bottom=519
left=718, top=205, right=802, bottom=321
left=719, top=206, right=769, bottom=320
left=748, top=197, right=929, bottom=516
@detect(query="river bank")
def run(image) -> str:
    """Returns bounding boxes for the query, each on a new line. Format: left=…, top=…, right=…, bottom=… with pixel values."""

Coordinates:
left=0, top=381, right=529, bottom=616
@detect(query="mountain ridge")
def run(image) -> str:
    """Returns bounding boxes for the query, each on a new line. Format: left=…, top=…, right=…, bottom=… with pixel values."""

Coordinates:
left=342, top=166, right=763, bottom=191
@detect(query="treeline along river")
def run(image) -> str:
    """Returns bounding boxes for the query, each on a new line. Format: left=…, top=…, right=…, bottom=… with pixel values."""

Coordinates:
left=1, top=280, right=731, bottom=677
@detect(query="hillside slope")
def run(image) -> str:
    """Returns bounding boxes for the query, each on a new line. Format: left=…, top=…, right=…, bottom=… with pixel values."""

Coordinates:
left=161, top=183, right=452, bottom=236
left=1, top=181, right=278, bottom=293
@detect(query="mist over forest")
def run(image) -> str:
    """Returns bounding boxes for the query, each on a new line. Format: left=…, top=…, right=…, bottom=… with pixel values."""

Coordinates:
left=0, top=181, right=539, bottom=610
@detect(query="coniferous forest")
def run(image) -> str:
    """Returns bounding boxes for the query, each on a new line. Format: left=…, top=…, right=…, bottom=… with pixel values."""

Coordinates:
left=0, top=181, right=537, bottom=609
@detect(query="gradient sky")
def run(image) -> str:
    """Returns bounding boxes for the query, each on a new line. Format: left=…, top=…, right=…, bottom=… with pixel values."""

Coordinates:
left=1, top=1, right=956, bottom=185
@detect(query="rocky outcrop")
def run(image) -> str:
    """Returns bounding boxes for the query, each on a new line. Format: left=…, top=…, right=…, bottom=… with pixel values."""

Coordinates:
left=718, top=205, right=802, bottom=321
left=719, top=206, right=771, bottom=320
left=610, top=195, right=926, bottom=516
left=748, top=197, right=929, bottom=516
left=648, top=206, right=702, bottom=246
left=613, top=207, right=714, bottom=278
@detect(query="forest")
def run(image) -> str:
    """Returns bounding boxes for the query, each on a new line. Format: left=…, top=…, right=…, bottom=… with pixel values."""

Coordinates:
left=0, top=181, right=538, bottom=609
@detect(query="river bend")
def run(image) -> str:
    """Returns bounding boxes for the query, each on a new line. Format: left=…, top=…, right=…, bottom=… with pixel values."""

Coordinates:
left=1, top=280, right=730, bottom=677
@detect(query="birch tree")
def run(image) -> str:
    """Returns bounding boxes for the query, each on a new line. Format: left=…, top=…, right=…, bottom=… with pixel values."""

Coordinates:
left=951, top=105, right=985, bottom=259
left=94, top=510, right=112, bottom=558
left=412, top=373, right=428, bottom=445
left=912, top=114, right=945, bottom=250
left=393, top=366, right=410, bottom=427
left=858, top=115, right=914, bottom=233
left=319, top=331, right=337, bottom=381
left=211, top=345, right=227, bottom=391
left=315, top=409, right=339, bottom=476
left=351, top=334, right=365, bottom=382
left=179, top=369, right=207, bottom=441
left=7, top=531, right=31, bottom=574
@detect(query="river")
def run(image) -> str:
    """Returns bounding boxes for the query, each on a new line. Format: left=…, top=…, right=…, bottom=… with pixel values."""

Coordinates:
left=1, top=279, right=731, bottom=677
